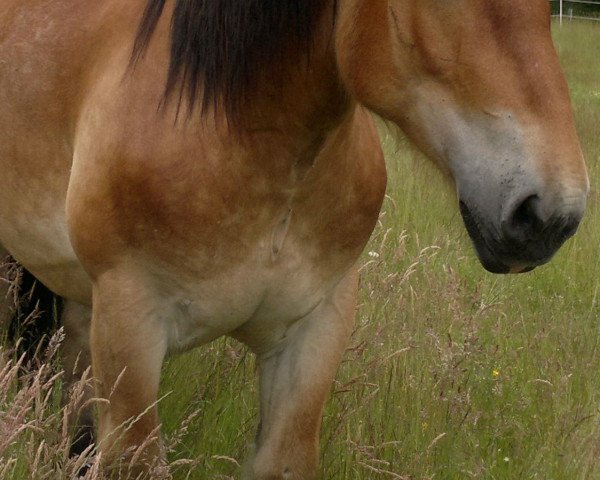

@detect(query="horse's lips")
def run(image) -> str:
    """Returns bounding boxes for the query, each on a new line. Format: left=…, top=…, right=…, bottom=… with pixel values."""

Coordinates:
left=458, top=201, right=534, bottom=274
left=510, top=264, right=536, bottom=274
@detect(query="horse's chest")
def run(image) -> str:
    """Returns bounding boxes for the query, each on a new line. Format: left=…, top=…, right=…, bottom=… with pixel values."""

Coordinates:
left=164, top=209, right=367, bottom=353
left=163, top=173, right=383, bottom=352
left=69, top=106, right=387, bottom=352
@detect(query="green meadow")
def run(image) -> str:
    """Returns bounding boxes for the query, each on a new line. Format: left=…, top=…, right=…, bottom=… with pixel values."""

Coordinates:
left=2, top=20, right=599, bottom=480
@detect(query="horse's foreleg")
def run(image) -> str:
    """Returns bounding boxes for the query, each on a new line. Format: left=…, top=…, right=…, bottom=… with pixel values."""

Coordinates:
left=60, top=300, right=95, bottom=456
left=247, top=268, right=358, bottom=480
left=90, top=272, right=168, bottom=473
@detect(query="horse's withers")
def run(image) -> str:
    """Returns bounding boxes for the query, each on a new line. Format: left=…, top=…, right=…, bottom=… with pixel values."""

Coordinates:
left=337, top=0, right=589, bottom=273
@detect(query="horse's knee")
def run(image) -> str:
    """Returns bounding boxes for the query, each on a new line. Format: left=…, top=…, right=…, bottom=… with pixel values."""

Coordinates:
left=250, top=406, right=321, bottom=480
left=249, top=451, right=318, bottom=480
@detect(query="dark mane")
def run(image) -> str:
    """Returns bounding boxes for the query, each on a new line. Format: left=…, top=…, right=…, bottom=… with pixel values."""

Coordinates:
left=132, top=0, right=328, bottom=121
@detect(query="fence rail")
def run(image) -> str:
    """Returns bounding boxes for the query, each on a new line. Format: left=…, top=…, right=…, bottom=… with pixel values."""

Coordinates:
left=551, top=0, right=600, bottom=4
left=550, top=0, right=600, bottom=24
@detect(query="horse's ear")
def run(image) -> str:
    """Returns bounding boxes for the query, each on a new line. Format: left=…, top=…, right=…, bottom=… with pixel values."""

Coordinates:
left=130, top=0, right=168, bottom=68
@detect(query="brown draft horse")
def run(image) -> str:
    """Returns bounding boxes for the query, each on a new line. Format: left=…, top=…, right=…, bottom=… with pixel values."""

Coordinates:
left=0, top=0, right=589, bottom=478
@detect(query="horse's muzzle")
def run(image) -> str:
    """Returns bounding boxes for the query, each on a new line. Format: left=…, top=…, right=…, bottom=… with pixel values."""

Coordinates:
left=459, top=193, right=585, bottom=274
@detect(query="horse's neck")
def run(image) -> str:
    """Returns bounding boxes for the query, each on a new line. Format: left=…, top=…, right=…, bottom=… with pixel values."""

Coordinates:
left=334, top=0, right=399, bottom=114
left=241, top=1, right=353, bottom=156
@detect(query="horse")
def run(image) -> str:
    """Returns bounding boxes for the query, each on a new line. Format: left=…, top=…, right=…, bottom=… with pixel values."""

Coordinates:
left=0, top=0, right=589, bottom=478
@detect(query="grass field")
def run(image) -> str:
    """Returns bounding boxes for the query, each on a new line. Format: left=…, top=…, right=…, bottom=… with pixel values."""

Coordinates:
left=2, top=20, right=599, bottom=480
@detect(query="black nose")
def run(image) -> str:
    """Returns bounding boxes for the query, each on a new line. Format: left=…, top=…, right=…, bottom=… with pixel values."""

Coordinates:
left=502, top=194, right=581, bottom=248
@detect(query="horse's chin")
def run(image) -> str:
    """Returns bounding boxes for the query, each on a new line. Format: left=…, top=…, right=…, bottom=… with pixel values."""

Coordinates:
left=477, top=251, right=537, bottom=275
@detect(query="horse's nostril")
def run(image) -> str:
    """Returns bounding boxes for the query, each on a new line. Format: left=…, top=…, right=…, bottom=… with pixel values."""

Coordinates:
left=505, top=194, right=543, bottom=241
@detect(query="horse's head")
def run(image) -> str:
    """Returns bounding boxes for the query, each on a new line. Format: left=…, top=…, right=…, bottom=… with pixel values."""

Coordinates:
left=337, top=0, right=589, bottom=273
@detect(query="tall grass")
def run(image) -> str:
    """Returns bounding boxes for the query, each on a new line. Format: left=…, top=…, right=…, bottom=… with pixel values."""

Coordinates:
left=1, top=20, right=599, bottom=480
